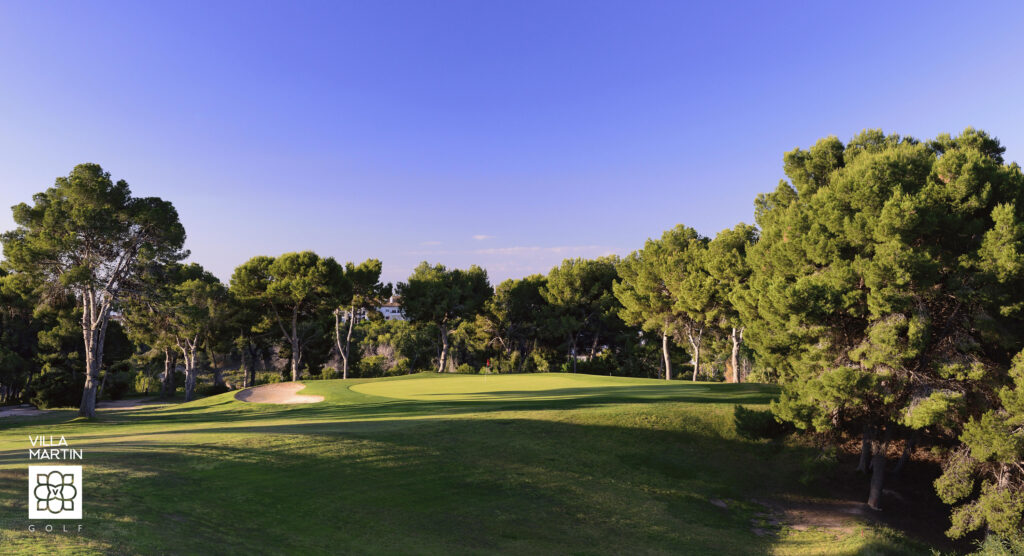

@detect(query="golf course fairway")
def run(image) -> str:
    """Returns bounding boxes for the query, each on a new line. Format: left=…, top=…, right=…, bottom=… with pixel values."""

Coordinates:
left=0, top=373, right=924, bottom=555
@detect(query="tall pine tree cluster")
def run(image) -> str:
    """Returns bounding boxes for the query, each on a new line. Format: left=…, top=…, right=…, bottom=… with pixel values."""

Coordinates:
left=742, top=129, right=1024, bottom=545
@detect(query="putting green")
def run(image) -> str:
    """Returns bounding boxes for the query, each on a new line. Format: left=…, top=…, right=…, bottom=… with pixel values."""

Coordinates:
left=350, top=373, right=712, bottom=402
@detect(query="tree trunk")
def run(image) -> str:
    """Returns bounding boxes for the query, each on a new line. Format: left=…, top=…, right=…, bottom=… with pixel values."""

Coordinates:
left=867, top=428, right=892, bottom=510
left=334, top=307, right=356, bottom=380
left=892, top=433, right=917, bottom=475
left=240, top=347, right=250, bottom=389
left=80, top=333, right=99, bottom=417
left=98, top=367, right=109, bottom=399
left=729, top=327, right=743, bottom=383
left=333, top=308, right=345, bottom=378
left=289, top=305, right=302, bottom=381
left=589, top=334, right=599, bottom=359
left=692, top=347, right=699, bottom=381
left=79, top=302, right=109, bottom=418
left=250, top=347, right=259, bottom=386
left=162, top=349, right=176, bottom=397
left=211, top=352, right=225, bottom=387
left=180, top=339, right=199, bottom=402
left=662, top=331, right=672, bottom=381
left=570, top=334, right=578, bottom=373
left=290, top=337, right=301, bottom=381
left=344, top=307, right=355, bottom=379
left=856, top=425, right=873, bottom=473
left=687, top=327, right=702, bottom=381
left=437, top=325, right=450, bottom=373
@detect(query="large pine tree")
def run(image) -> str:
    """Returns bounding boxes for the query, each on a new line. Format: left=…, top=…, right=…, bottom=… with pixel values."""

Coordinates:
left=745, top=128, right=1024, bottom=535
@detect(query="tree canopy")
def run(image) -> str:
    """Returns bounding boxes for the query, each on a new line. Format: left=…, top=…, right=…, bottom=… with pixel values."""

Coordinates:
left=398, top=262, right=491, bottom=373
left=230, top=252, right=349, bottom=381
left=1, top=163, right=185, bottom=417
left=746, top=128, right=1024, bottom=534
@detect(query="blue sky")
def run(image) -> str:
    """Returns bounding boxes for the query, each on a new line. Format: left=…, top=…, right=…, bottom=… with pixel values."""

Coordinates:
left=1, top=1, right=1023, bottom=285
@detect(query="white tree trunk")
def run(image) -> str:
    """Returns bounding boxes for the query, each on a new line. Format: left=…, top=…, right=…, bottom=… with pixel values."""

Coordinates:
left=334, top=309, right=346, bottom=378
left=79, top=290, right=111, bottom=418
left=662, top=331, right=672, bottom=381
left=80, top=327, right=101, bottom=417
left=344, top=308, right=356, bottom=379
left=290, top=306, right=301, bottom=381
left=161, top=348, right=176, bottom=397
left=729, top=326, right=743, bottom=383
left=179, top=337, right=200, bottom=402
left=333, top=307, right=357, bottom=380
left=687, top=326, right=702, bottom=381
left=437, top=326, right=450, bottom=373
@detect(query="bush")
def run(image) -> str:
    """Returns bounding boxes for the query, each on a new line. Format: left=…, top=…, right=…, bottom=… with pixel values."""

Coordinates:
left=198, top=382, right=231, bottom=396
left=27, top=369, right=84, bottom=409
left=358, top=355, right=389, bottom=378
left=675, top=363, right=694, bottom=380
left=455, top=363, right=476, bottom=374
left=103, top=371, right=133, bottom=401
left=733, top=405, right=793, bottom=440
left=530, top=352, right=551, bottom=373
left=321, top=366, right=338, bottom=380
left=972, top=534, right=1023, bottom=556
left=134, top=372, right=159, bottom=395
left=560, top=355, right=616, bottom=376
left=255, top=372, right=282, bottom=385
left=800, top=446, right=838, bottom=485
left=389, top=358, right=411, bottom=376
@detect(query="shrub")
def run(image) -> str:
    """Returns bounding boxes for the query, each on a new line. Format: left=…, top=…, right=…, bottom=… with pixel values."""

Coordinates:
left=733, top=405, right=793, bottom=440
left=198, top=383, right=230, bottom=396
left=255, top=372, right=282, bottom=385
left=27, top=369, right=84, bottom=409
left=134, top=372, right=159, bottom=395
left=389, top=358, right=411, bottom=376
left=358, top=355, right=389, bottom=377
left=455, top=363, right=475, bottom=374
left=321, top=366, right=338, bottom=380
left=972, top=534, right=1022, bottom=556
left=799, top=446, right=838, bottom=485
left=103, top=371, right=133, bottom=401
left=530, top=352, right=551, bottom=373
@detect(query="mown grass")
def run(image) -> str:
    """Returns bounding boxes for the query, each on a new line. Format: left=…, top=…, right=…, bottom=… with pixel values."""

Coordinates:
left=0, top=373, right=927, bottom=555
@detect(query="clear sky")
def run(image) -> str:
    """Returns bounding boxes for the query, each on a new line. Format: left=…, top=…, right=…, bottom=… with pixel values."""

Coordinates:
left=1, top=1, right=1022, bottom=286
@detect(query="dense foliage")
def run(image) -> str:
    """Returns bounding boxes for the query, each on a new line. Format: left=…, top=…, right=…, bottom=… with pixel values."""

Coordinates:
left=743, top=129, right=1024, bottom=544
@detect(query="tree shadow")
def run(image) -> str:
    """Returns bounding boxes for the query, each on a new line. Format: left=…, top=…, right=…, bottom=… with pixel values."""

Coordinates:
left=2, top=415, right=810, bottom=554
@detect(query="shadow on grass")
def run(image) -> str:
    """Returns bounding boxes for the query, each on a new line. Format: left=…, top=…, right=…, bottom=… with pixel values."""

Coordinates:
left=2, top=415, right=814, bottom=555
left=106, top=383, right=777, bottom=426
left=0, top=378, right=939, bottom=555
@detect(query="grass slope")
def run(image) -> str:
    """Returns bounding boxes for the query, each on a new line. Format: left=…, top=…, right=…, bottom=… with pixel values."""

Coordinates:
left=0, top=373, right=924, bottom=555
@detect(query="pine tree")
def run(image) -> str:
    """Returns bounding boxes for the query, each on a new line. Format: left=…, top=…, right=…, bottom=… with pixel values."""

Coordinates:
left=746, top=128, right=1024, bottom=516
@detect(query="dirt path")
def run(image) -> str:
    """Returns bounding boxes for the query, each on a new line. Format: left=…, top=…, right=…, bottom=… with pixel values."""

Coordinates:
left=234, top=383, right=324, bottom=404
left=749, top=497, right=864, bottom=536
left=0, top=397, right=161, bottom=418
left=0, top=405, right=47, bottom=418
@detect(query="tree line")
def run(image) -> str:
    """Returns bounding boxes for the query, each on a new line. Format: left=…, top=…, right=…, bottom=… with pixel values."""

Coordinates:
left=1, top=128, right=1022, bottom=547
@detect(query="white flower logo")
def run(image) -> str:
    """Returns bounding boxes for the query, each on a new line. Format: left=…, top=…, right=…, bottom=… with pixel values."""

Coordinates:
left=33, top=470, right=77, bottom=514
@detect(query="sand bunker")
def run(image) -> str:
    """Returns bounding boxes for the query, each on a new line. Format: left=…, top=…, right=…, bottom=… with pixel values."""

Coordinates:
left=234, top=383, right=324, bottom=404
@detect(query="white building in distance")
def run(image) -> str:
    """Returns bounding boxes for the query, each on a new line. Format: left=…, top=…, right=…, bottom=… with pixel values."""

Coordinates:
left=378, top=298, right=405, bottom=321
